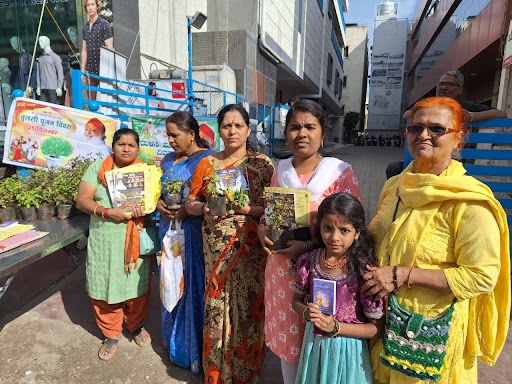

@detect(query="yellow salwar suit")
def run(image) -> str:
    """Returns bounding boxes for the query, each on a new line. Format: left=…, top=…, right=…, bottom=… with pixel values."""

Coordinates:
left=369, top=160, right=510, bottom=384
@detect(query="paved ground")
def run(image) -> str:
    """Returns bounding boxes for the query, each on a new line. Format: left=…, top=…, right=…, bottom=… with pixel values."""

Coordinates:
left=0, top=144, right=510, bottom=383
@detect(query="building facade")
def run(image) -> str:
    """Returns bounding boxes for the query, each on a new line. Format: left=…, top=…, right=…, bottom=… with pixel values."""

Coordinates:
left=367, top=1, right=409, bottom=135
left=1, top=0, right=349, bottom=117
left=405, top=0, right=512, bottom=110
left=340, top=24, right=368, bottom=137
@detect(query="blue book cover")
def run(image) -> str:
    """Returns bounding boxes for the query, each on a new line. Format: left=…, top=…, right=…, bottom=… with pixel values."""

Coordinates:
left=312, top=278, right=336, bottom=315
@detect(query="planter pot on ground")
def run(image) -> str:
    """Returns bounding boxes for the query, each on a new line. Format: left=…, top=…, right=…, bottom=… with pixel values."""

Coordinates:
left=37, top=204, right=53, bottom=220
left=15, top=206, right=22, bottom=220
left=20, top=206, right=37, bottom=222
left=0, top=207, right=16, bottom=223
left=269, top=226, right=292, bottom=251
left=57, top=204, right=73, bottom=220
left=208, top=195, right=226, bottom=216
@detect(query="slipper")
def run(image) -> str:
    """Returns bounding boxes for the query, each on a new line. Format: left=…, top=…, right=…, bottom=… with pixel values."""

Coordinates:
left=132, top=326, right=151, bottom=347
left=98, top=335, right=120, bottom=360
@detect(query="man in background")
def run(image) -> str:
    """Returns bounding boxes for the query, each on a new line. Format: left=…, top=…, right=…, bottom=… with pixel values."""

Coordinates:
left=81, top=0, right=113, bottom=100
left=387, top=70, right=508, bottom=179
left=403, top=70, right=507, bottom=123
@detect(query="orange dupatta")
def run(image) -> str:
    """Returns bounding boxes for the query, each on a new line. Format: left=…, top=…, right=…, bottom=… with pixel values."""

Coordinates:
left=98, top=154, right=145, bottom=274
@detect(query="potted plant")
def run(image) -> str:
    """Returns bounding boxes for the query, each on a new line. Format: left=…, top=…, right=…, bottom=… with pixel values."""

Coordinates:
left=203, top=167, right=227, bottom=216
left=163, top=177, right=182, bottom=207
left=0, top=176, right=22, bottom=223
left=26, top=167, right=57, bottom=220
left=225, top=185, right=250, bottom=215
left=267, top=210, right=291, bottom=250
left=16, top=187, right=41, bottom=222
left=50, top=156, right=93, bottom=219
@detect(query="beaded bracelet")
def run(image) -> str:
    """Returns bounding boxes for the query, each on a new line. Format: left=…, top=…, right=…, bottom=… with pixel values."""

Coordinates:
left=93, top=204, right=101, bottom=217
left=302, top=307, right=310, bottom=322
left=392, top=265, right=400, bottom=291
left=326, top=319, right=340, bottom=337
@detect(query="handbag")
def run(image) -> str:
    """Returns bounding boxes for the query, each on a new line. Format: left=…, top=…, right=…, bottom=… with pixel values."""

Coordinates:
left=139, top=227, right=160, bottom=255
left=160, top=220, right=185, bottom=312
left=381, top=293, right=456, bottom=382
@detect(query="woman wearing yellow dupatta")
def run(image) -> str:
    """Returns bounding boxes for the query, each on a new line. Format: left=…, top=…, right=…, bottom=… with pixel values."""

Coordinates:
left=76, top=128, right=153, bottom=361
left=362, top=97, right=510, bottom=383
left=186, top=104, right=274, bottom=384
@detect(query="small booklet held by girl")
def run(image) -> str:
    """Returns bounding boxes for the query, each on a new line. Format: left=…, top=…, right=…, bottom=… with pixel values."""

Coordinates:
left=312, top=278, right=336, bottom=315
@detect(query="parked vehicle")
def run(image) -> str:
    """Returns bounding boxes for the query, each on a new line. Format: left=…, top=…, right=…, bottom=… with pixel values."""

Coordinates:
left=371, top=135, right=378, bottom=146
left=365, top=135, right=372, bottom=146
left=385, top=135, right=392, bottom=146
left=354, top=135, right=365, bottom=146
left=378, top=135, right=386, bottom=146
left=392, top=134, right=401, bottom=147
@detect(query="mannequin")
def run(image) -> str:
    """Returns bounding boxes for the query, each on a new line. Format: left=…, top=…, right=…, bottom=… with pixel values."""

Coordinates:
left=36, top=36, right=64, bottom=104
left=0, top=58, right=12, bottom=117
left=9, top=36, right=37, bottom=94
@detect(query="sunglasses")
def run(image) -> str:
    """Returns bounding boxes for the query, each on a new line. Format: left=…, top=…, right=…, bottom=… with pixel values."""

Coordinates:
left=406, top=124, right=458, bottom=136
left=436, top=82, right=460, bottom=88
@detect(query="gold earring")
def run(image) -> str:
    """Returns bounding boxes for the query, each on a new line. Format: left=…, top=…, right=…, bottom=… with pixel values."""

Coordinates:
left=321, top=140, right=324, bottom=148
left=285, top=141, right=289, bottom=147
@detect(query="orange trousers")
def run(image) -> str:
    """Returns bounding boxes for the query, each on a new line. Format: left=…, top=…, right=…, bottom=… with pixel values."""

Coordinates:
left=91, top=287, right=151, bottom=338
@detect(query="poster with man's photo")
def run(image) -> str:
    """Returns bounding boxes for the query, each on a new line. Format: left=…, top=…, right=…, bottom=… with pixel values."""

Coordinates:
left=2, top=98, right=118, bottom=169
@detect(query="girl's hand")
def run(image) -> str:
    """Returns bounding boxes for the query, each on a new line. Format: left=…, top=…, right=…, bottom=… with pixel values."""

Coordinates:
left=257, top=223, right=273, bottom=255
left=307, top=304, right=337, bottom=334
left=361, top=265, right=394, bottom=301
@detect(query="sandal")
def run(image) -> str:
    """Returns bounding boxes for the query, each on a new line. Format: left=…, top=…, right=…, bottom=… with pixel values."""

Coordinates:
left=132, top=326, right=151, bottom=347
left=98, top=335, right=120, bottom=361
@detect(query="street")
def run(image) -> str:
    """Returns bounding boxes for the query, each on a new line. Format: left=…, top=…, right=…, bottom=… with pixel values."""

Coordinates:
left=0, top=144, right=510, bottom=383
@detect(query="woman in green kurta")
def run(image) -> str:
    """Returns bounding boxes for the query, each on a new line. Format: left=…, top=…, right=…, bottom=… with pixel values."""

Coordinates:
left=76, top=128, right=153, bottom=361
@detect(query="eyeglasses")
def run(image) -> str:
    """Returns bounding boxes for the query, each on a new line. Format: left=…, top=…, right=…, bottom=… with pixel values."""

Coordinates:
left=436, top=82, right=460, bottom=88
left=406, top=124, right=458, bottom=136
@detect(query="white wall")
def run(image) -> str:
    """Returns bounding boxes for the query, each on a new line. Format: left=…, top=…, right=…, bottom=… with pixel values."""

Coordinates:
left=138, top=0, right=207, bottom=79
left=341, top=26, right=367, bottom=114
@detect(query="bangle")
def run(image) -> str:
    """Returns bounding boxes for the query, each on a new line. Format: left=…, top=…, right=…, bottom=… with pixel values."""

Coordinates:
left=302, top=307, right=310, bottom=322
left=327, top=319, right=340, bottom=337
left=93, top=204, right=101, bottom=216
left=104, top=208, right=109, bottom=219
left=407, top=267, right=414, bottom=288
left=302, top=240, right=309, bottom=253
left=101, top=208, right=107, bottom=219
left=392, top=265, right=400, bottom=291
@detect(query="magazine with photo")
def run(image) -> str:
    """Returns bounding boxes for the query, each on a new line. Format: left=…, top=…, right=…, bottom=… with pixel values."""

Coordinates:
left=263, top=187, right=312, bottom=249
left=105, top=163, right=162, bottom=214
left=312, top=278, right=336, bottom=315
left=215, top=166, right=250, bottom=194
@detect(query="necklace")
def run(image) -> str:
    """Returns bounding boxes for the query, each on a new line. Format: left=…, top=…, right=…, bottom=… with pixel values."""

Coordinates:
left=321, top=249, right=348, bottom=269
left=305, top=154, right=322, bottom=185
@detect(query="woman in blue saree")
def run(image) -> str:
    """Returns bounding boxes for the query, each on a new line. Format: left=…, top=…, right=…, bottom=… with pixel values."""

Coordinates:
left=157, top=111, right=216, bottom=374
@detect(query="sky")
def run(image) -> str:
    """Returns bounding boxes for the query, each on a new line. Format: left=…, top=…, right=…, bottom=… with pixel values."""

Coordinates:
left=344, top=0, right=417, bottom=45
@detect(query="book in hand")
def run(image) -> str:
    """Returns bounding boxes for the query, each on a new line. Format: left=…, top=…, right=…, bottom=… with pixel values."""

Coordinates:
left=105, top=163, right=162, bottom=215
left=263, top=187, right=312, bottom=250
left=312, top=278, right=336, bottom=315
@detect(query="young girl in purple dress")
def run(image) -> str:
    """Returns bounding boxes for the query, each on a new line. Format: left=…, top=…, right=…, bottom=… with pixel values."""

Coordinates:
left=292, top=193, right=385, bottom=383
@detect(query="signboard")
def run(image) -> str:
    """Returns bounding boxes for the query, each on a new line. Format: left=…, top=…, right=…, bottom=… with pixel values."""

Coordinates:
left=3, top=98, right=118, bottom=169
left=130, top=115, right=220, bottom=166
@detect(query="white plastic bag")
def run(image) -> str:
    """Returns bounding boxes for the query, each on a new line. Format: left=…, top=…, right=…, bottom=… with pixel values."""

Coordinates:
left=160, top=220, right=185, bottom=313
